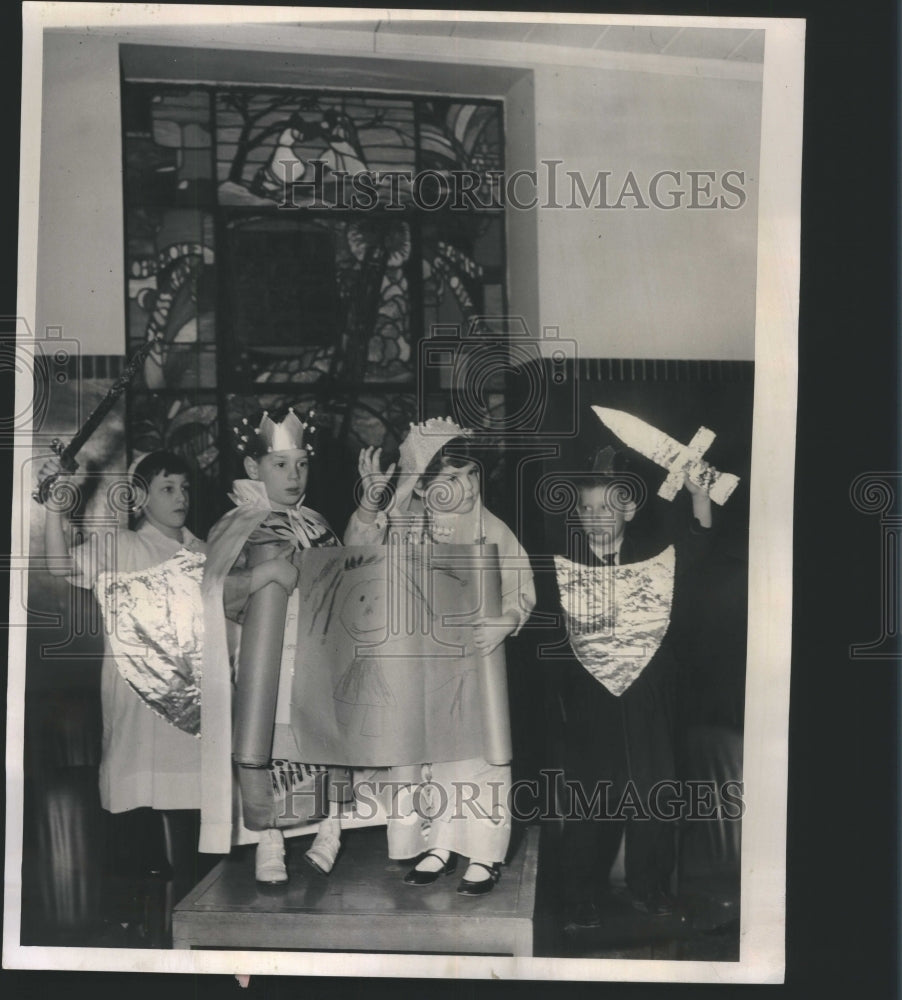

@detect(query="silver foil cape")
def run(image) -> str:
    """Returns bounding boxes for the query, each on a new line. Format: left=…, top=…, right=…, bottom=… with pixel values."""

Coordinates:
left=95, top=548, right=206, bottom=735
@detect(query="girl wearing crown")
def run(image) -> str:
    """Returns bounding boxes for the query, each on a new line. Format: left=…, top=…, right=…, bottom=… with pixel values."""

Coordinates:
left=336, top=418, right=536, bottom=896
left=199, top=407, right=350, bottom=883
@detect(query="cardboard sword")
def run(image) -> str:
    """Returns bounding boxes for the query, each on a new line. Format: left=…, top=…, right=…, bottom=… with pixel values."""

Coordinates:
left=591, top=405, right=740, bottom=506
left=33, top=336, right=163, bottom=504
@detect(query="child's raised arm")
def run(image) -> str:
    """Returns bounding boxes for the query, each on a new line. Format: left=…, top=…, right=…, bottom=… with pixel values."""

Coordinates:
left=353, top=446, right=398, bottom=525
left=37, top=456, right=74, bottom=577
left=684, top=473, right=713, bottom=528
left=345, top=446, right=407, bottom=545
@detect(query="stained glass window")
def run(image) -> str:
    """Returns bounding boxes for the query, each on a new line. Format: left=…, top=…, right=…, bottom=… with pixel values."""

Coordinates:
left=123, top=86, right=214, bottom=206
left=418, top=99, right=505, bottom=208
left=221, top=217, right=341, bottom=384
left=122, top=80, right=505, bottom=524
left=125, top=207, right=217, bottom=392
left=216, top=92, right=417, bottom=208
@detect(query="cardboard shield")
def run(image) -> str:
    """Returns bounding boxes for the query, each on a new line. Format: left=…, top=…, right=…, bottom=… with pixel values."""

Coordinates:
left=554, top=546, right=675, bottom=697
left=95, top=548, right=205, bottom=734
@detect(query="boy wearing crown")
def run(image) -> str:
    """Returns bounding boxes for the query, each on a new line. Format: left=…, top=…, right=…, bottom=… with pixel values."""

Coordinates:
left=199, top=407, right=349, bottom=883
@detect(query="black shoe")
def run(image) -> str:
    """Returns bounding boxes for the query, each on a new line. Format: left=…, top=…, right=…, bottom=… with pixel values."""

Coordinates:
left=630, top=889, right=675, bottom=917
left=403, top=851, right=457, bottom=885
left=456, top=862, right=501, bottom=896
left=563, top=901, right=602, bottom=933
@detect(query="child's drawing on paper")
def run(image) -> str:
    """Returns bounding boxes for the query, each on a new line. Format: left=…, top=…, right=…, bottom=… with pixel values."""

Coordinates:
left=332, top=578, right=396, bottom=736
left=291, top=543, right=497, bottom=768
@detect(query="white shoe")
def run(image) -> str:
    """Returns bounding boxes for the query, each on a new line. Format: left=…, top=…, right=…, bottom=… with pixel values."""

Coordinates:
left=255, top=828, right=288, bottom=885
left=304, top=828, right=341, bottom=876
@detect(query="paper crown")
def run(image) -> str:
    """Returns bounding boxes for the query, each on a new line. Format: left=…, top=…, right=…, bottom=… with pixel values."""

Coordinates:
left=233, top=408, right=313, bottom=455
left=398, top=417, right=472, bottom=474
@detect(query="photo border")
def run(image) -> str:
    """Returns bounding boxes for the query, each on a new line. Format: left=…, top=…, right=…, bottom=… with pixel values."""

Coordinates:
left=4, top=3, right=804, bottom=984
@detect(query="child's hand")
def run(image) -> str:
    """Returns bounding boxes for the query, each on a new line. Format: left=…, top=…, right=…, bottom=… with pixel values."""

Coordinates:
left=683, top=472, right=707, bottom=497
left=356, top=447, right=401, bottom=523
left=37, top=455, right=68, bottom=482
left=684, top=473, right=713, bottom=528
left=358, top=447, right=396, bottom=506
left=266, top=555, right=299, bottom=594
left=36, top=455, right=75, bottom=512
left=470, top=614, right=518, bottom=657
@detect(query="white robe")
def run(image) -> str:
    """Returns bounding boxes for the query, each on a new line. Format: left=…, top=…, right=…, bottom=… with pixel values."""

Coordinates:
left=343, top=500, right=535, bottom=861
left=70, top=521, right=206, bottom=813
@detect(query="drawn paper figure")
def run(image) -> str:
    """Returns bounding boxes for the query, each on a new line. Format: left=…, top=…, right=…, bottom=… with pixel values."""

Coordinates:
left=332, top=579, right=396, bottom=736
left=290, top=544, right=509, bottom=768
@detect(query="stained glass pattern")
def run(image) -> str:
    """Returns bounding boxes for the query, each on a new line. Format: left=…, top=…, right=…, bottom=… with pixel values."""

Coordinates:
left=222, top=217, right=340, bottom=385
left=418, top=101, right=504, bottom=208
left=123, top=86, right=213, bottom=206
left=216, top=93, right=417, bottom=207
left=130, top=393, right=220, bottom=474
left=421, top=215, right=505, bottom=339
left=122, top=82, right=506, bottom=515
left=338, top=219, right=413, bottom=383
left=126, top=209, right=217, bottom=391
left=221, top=217, right=414, bottom=386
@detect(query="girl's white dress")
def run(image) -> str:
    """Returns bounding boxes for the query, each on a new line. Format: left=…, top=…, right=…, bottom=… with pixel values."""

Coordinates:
left=344, top=500, right=535, bottom=863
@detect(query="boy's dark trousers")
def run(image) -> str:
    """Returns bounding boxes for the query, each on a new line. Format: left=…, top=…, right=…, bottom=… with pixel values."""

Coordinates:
left=556, top=643, right=679, bottom=905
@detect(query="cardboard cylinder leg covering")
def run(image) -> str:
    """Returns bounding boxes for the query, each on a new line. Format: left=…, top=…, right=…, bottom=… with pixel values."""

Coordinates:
left=232, top=541, right=290, bottom=767
left=476, top=548, right=512, bottom=766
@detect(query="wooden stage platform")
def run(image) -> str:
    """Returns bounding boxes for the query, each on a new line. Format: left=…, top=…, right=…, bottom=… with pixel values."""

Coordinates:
left=173, top=824, right=539, bottom=956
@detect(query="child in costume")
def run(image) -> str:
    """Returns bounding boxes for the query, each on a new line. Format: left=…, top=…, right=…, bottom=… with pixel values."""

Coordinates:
left=339, top=419, right=536, bottom=895
left=548, top=444, right=714, bottom=930
left=199, top=407, right=350, bottom=882
left=39, top=450, right=206, bottom=926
